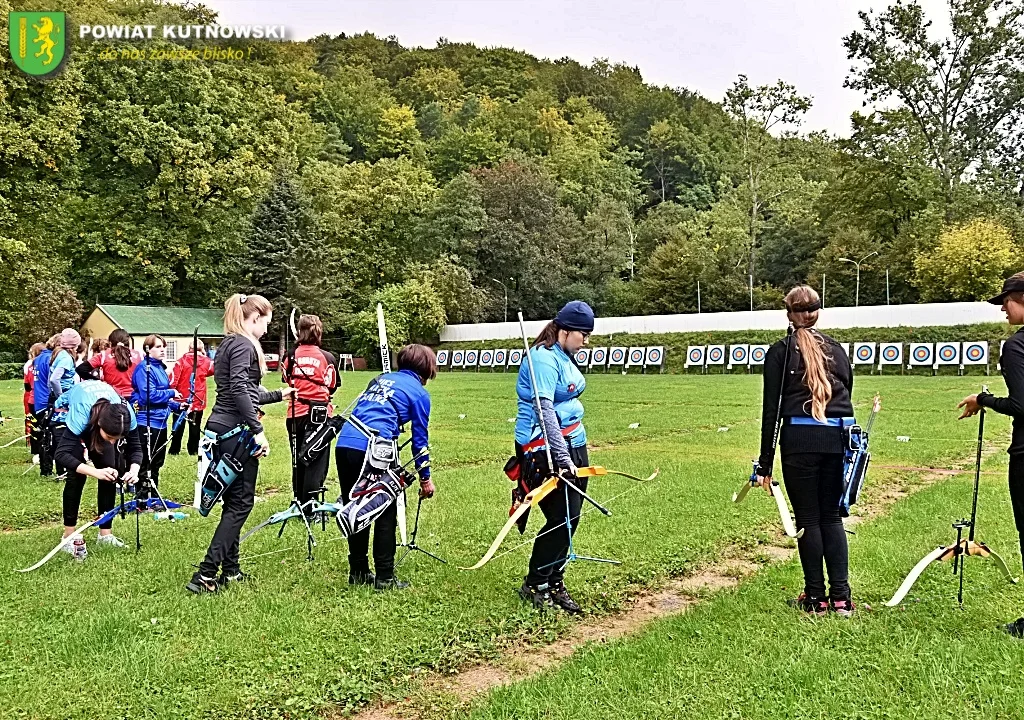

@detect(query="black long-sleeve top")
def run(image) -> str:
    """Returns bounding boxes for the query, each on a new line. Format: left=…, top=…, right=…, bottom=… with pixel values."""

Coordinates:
left=756, top=329, right=854, bottom=475
left=55, top=426, right=143, bottom=476
left=979, top=328, right=1024, bottom=455
left=206, top=334, right=283, bottom=434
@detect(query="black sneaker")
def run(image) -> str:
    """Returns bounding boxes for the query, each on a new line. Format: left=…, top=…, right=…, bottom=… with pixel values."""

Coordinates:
left=789, top=593, right=828, bottom=616
left=217, top=571, right=249, bottom=587
left=1001, top=617, right=1024, bottom=638
left=374, top=576, right=410, bottom=591
left=518, top=581, right=555, bottom=611
left=185, top=572, right=219, bottom=595
left=830, top=597, right=855, bottom=618
left=349, top=571, right=376, bottom=586
left=549, top=581, right=583, bottom=615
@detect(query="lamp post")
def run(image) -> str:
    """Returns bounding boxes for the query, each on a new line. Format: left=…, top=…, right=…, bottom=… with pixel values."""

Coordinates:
left=489, top=277, right=510, bottom=323
left=838, top=251, right=878, bottom=308
left=886, top=267, right=890, bottom=305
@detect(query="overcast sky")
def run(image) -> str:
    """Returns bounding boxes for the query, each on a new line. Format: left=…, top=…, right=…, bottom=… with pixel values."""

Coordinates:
left=207, top=0, right=952, bottom=137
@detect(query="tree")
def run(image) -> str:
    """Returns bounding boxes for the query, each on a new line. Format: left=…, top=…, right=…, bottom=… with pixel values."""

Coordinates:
left=844, top=0, right=1024, bottom=218
left=914, top=218, right=1017, bottom=301
left=346, top=279, right=446, bottom=365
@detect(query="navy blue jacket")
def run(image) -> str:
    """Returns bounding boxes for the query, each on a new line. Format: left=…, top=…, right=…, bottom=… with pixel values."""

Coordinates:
left=130, top=357, right=180, bottom=429
left=33, top=349, right=53, bottom=412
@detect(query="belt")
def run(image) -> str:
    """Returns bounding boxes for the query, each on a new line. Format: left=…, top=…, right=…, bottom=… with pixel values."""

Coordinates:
left=785, top=416, right=856, bottom=428
left=203, top=424, right=249, bottom=442
left=522, top=421, right=582, bottom=452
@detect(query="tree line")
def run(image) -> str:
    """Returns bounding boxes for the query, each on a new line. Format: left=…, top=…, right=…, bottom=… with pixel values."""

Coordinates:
left=1, top=0, right=1021, bottom=359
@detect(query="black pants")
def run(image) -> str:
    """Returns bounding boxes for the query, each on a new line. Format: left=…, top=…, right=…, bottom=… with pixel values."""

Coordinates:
left=35, top=410, right=53, bottom=476
left=336, top=446, right=398, bottom=579
left=62, top=440, right=118, bottom=530
left=198, top=425, right=260, bottom=577
left=781, top=451, right=850, bottom=600
left=28, top=413, right=41, bottom=456
left=138, top=426, right=167, bottom=499
left=168, top=410, right=203, bottom=456
left=288, top=416, right=332, bottom=512
left=1007, top=454, right=1024, bottom=572
left=50, top=424, right=67, bottom=478
left=525, top=444, right=590, bottom=588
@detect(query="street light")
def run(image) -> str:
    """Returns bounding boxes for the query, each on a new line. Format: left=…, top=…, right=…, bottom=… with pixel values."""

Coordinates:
left=489, top=277, right=509, bottom=323
left=838, top=251, right=878, bottom=307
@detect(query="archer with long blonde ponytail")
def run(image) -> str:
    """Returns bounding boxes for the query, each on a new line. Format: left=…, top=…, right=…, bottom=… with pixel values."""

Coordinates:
left=755, top=284, right=856, bottom=618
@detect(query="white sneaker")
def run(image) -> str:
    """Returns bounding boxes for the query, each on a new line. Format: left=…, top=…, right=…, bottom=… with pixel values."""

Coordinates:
left=32, top=454, right=40, bottom=465
left=96, top=533, right=126, bottom=549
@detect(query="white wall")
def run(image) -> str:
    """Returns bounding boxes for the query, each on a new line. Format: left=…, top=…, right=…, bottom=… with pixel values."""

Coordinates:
left=440, top=302, right=1008, bottom=342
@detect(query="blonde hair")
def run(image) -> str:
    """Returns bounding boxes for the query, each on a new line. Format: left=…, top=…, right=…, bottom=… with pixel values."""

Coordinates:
left=785, top=285, right=831, bottom=422
left=224, top=293, right=273, bottom=373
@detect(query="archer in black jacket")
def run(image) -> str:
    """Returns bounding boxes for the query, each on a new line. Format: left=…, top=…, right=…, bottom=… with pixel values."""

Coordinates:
left=756, top=285, right=855, bottom=617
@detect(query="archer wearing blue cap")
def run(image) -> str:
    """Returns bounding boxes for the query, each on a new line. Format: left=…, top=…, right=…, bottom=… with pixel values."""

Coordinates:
left=511, top=300, right=594, bottom=615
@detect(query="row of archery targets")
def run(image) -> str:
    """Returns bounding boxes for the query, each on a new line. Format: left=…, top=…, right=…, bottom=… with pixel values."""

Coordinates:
left=436, top=346, right=666, bottom=373
left=685, top=340, right=1001, bottom=374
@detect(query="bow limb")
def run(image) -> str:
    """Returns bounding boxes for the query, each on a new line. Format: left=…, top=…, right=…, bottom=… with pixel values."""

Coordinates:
left=770, top=481, right=804, bottom=539
left=460, top=476, right=559, bottom=571
left=577, top=466, right=659, bottom=483
left=885, top=545, right=952, bottom=607
left=240, top=505, right=304, bottom=544
left=289, top=308, right=299, bottom=342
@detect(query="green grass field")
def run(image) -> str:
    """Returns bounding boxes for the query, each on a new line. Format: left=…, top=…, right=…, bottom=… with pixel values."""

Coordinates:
left=0, top=372, right=1019, bottom=719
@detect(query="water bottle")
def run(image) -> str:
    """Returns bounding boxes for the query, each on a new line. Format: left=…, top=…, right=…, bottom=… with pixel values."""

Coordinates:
left=72, top=536, right=87, bottom=561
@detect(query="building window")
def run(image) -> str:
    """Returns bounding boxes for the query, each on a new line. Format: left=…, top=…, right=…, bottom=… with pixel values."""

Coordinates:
left=166, top=341, right=177, bottom=362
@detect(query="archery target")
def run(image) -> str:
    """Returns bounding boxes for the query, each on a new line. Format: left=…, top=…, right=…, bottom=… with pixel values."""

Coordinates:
left=706, top=345, right=725, bottom=364
left=451, top=350, right=465, bottom=367
left=508, top=349, right=523, bottom=366
left=436, top=350, right=450, bottom=367
left=627, top=347, right=645, bottom=365
left=909, top=343, right=934, bottom=365
left=574, top=348, right=591, bottom=366
left=853, top=343, right=875, bottom=365
left=609, top=347, right=627, bottom=365
left=493, top=349, right=507, bottom=366
left=878, top=343, right=902, bottom=365
left=590, top=347, right=608, bottom=366
left=750, top=345, right=768, bottom=365
left=479, top=349, right=494, bottom=366
left=686, top=346, right=705, bottom=367
left=962, top=342, right=988, bottom=365
left=936, top=342, right=960, bottom=365
left=464, top=350, right=479, bottom=367
left=644, top=346, right=664, bottom=365
left=729, top=345, right=749, bottom=365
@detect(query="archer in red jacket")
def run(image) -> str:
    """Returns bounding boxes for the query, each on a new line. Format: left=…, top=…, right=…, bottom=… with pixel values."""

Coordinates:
left=168, top=339, right=214, bottom=456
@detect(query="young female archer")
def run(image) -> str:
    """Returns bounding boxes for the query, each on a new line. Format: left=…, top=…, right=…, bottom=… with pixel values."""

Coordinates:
left=48, top=329, right=86, bottom=478
left=514, top=301, right=594, bottom=615
left=187, top=293, right=293, bottom=594
left=130, top=335, right=181, bottom=501
left=84, top=329, right=141, bottom=400
left=282, top=314, right=339, bottom=514
left=53, top=380, right=142, bottom=556
left=957, top=272, right=1024, bottom=637
left=755, top=285, right=855, bottom=617
left=335, top=344, right=436, bottom=590
left=24, top=342, right=44, bottom=464
left=32, top=334, right=59, bottom=477
left=169, top=338, right=213, bottom=456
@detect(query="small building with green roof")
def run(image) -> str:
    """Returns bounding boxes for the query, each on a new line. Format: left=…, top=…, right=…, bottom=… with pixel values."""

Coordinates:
left=81, top=304, right=225, bottom=370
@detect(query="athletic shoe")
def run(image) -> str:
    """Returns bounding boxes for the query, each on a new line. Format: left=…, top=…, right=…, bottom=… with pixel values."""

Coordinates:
left=217, top=571, right=248, bottom=587
left=32, top=454, right=39, bottom=465
left=549, top=581, right=583, bottom=615
left=518, top=581, right=555, bottom=611
left=830, top=597, right=855, bottom=618
left=185, top=573, right=219, bottom=595
left=60, top=535, right=85, bottom=558
left=374, top=576, right=410, bottom=591
left=1001, top=617, right=1024, bottom=638
left=789, top=593, right=829, bottom=616
left=348, top=571, right=376, bottom=586
left=95, top=533, right=126, bottom=549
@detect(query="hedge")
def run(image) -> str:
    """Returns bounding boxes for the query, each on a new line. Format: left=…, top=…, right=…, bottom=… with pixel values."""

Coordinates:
left=0, top=363, right=24, bottom=381
left=437, top=322, right=1018, bottom=375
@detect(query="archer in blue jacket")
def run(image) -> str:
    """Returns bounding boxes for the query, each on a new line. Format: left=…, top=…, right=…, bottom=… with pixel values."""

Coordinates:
left=335, top=344, right=437, bottom=589
left=129, top=334, right=181, bottom=499
left=32, top=339, right=56, bottom=476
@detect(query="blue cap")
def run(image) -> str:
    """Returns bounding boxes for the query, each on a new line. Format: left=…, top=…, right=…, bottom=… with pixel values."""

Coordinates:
left=555, top=301, right=595, bottom=333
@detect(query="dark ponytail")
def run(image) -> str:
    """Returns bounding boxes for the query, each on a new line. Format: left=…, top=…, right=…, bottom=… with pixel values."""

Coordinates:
left=109, top=329, right=132, bottom=371
left=88, top=399, right=131, bottom=455
left=532, top=321, right=560, bottom=350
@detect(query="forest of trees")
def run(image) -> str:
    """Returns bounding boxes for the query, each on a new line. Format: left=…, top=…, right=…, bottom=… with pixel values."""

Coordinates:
left=1, top=0, right=1022, bottom=357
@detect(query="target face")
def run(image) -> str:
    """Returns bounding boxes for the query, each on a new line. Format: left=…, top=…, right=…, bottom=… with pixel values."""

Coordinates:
left=938, top=345, right=957, bottom=362
left=574, top=349, right=590, bottom=365
left=592, top=348, right=607, bottom=364
left=965, top=344, right=985, bottom=362
left=451, top=350, right=465, bottom=366
left=751, top=347, right=767, bottom=363
left=480, top=350, right=493, bottom=365
left=882, top=345, right=899, bottom=361
left=436, top=350, right=450, bottom=366
left=731, top=346, right=748, bottom=362
left=708, top=347, right=724, bottom=363
left=628, top=348, right=645, bottom=364
left=610, top=348, right=626, bottom=363
left=856, top=345, right=873, bottom=361
left=645, top=347, right=663, bottom=364
left=508, top=350, right=523, bottom=365
left=464, top=350, right=478, bottom=365
left=913, top=346, right=931, bottom=362
left=688, top=347, right=704, bottom=363
left=493, top=350, right=507, bottom=365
